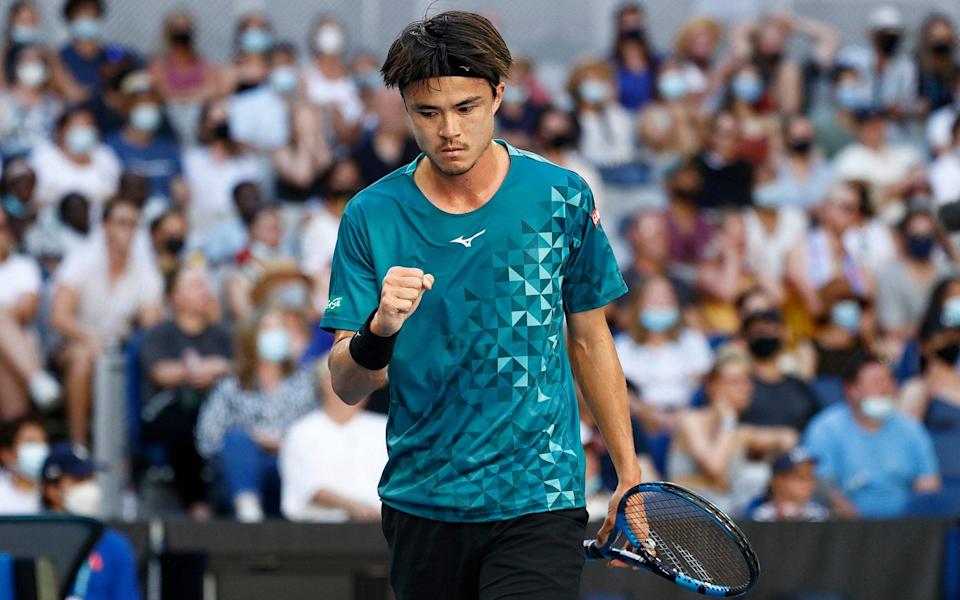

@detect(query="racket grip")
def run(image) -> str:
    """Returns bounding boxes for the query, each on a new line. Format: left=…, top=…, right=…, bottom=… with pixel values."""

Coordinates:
left=583, top=540, right=606, bottom=560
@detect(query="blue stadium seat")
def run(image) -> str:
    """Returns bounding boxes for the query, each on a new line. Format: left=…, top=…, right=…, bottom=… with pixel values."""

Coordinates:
left=903, top=489, right=960, bottom=517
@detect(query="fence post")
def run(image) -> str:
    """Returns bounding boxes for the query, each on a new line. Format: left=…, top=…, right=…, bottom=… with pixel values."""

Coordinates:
left=92, top=350, right=128, bottom=520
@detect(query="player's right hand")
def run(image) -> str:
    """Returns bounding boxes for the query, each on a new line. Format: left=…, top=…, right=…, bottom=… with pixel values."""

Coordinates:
left=371, top=266, right=435, bottom=337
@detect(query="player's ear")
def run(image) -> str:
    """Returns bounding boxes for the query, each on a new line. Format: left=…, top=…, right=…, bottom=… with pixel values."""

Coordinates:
left=491, top=81, right=505, bottom=114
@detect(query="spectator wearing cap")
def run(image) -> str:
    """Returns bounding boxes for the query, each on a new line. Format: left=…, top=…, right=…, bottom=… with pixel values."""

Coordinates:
left=196, top=306, right=317, bottom=522
left=28, top=105, right=120, bottom=219
left=0, top=43, right=63, bottom=163
left=749, top=447, right=829, bottom=521
left=279, top=358, right=387, bottom=522
left=804, top=355, right=941, bottom=518
left=139, top=264, right=232, bottom=519
left=835, top=5, right=918, bottom=118
left=875, top=208, right=955, bottom=346
left=0, top=415, right=47, bottom=515
left=40, top=442, right=141, bottom=600
left=831, top=107, right=923, bottom=218
left=58, top=0, right=141, bottom=96
left=104, top=70, right=188, bottom=208
left=51, top=196, right=163, bottom=445
left=930, top=114, right=960, bottom=205
left=740, top=309, right=820, bottom=432
left=0, top=208, right=60, bottom=418
left=668, top=349, right=796, bottom=516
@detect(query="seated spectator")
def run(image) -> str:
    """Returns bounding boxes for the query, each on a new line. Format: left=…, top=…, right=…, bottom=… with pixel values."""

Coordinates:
left=611, top=28, right=655, bottom=112
left=915, top=14, right=959, bottom=115
left=0, top=43, right=63, bottom=163
left=219, top=12, right=272, bottom=96
left=810, top=64, right=865, bottom=159
left=663, top=159, right=712, bottom=275
left=615, top=276, right=713, bottom=434
left=53, top=192, right=93, bottom=255
left=749, top=447, right=829, bottom=521
left=197, top=179, right=262, bottom=266
left=694, top=111, right=754, bottom=209
left=841, top=180, right=898, bottom=278
left=139, top=264, right=232, bottom=519
left=350, top=88, right=420, bottom=187
left=1, top=1, right=82, bottom=100
left=0, top=209, right=60, bottom=418
left=775, top=114, right=833, bottom=210
left=495, top=59, right=542, bottom=148
left=804, top=355, right=941, bottom=518
left=248, top=261, right=316, bottom=364
left=567, top=59, right=638, bottom=177
left=280, top=359, right=386, bottom=522
left=875, top=208, right=954, bottom=346
left=224, top=202, right=292, bottom=322
left=40, top=442, right=141, bottom=599
left=805, top=284, right=872, bottom=381
left=671, top=16, right=723, bottom=105
left=668, top=349, right=796, bottom=515
left=195, top=307, right=317, bottom=521
left=51, top=196, right=164, bottom=445
left=29, top=105, right=121, bottom=220
left=740, top=309, right=820, bottom=431
left=636, top=60, right=702, bottom=177
left=1, top=159, right=40, bottom=249
left=58, top=0, right=140, bottom=96
left=899, top=320, right=960, bottom=434
left=926, top=79, right=960, bottom=157
left=724, top=63, right=780, bottom=166
left=302, top=15, right=363, bottom=143
left=929, top=115, right=960, bottom=205
left=104, top=70, right=188, bottom=207
left=148, top=208, right=187, bottom=281
left=530, top=107, right=605, bottom=215
left=0, top=415, right=47, bottom=514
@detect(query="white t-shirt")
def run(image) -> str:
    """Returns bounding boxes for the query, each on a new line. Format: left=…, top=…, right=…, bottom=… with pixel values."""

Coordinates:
left=930, top=150, right=960, bottom=206
left=843, top=219, right=897, bottom=276
left=615, top=328, right=714, bottom=410
left=53, top=238, right=163, bottom=344
left=182, top=146, right=262, bottom=243
left=302, top=64, right=363, bottom=125
left=0, top=254, right=41, bottom=309
left=925, top=105, right=957, bottom=153
left=577, top=105, right=636, bottom=167
left=831, top=142, right=922, bottom=201
left=28, top=140, right=120, bottom=217
left=300, top=205, right=340, bottom=275
left=745, top=208, right=808, bottom=281
left=279, top=409, right=388, bottom=522
left=0, top=470, right=40, bottom=515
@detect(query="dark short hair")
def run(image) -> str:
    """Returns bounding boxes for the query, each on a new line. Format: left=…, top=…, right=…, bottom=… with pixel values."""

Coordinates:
left=62, top=0, right=103, bottom=21
left=381, top=10, right=512, bottom=95
left=841, top=352, right=884, bottom=384
left=0, top=414, right=43, bottom=450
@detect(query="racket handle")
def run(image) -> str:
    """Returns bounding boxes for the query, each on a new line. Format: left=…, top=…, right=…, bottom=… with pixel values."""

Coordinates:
left=583, top=539, right=607, bottom=560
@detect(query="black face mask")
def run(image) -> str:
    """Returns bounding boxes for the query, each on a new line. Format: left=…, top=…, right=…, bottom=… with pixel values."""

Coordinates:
left=935, top=344, right=960, bottom=365
left=672, top=186, right=699, bottom=200
left=544, top=132, right=577, bottom=150
left=929, top=41, right=954, bottom=56
left=164, top=237, right=185, bottom=255
left=748, top=336, right=781, bottom=359
left=211, top=122, right=230, bottom=141
left=876, top=32, right=902, bottom=56
left=905, top=234, right=935, bottom=260
left=787, top=139, right=813, bottom=155
left=169, top=29, right=193, bottom=46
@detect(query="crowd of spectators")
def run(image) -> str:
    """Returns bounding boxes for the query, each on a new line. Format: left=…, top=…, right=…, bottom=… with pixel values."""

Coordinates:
left=0, top=0, right=959, bottom=528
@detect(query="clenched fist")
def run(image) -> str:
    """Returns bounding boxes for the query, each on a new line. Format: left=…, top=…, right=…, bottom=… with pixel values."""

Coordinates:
left=370, top=267, right=435, bottom=337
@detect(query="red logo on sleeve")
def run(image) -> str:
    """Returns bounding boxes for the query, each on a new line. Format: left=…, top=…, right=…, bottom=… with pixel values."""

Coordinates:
left=590, top=208, right=601, bottom=228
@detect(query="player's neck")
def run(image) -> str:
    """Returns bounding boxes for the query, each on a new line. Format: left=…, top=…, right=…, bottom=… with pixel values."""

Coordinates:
left=420, top=140, right=508, bottom=211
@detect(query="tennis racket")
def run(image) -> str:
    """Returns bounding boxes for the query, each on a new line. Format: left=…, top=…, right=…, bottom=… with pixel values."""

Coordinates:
left=584, top=481, right=760, bottom=597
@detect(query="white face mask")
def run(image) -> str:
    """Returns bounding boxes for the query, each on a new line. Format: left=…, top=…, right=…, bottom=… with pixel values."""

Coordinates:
left=315, top=25, right=345, bottom=55
left=16, top=442, right=49, bottom=481
left=861, top=395, right=896, bottom=422
left=16, top=61, right=48, bottom=88
left=64, top=480, right=102, bottom=517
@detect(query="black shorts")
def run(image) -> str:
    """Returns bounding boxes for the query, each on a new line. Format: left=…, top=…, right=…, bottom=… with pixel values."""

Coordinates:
left=381, top=504, right=589, bottom=600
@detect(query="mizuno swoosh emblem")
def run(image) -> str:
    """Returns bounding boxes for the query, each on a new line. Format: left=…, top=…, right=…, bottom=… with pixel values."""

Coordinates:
left=450, top=229, right=486, bottom=248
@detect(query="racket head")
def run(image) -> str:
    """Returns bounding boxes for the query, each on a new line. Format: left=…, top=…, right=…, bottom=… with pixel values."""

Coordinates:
left=613, top=481, right=760, bottom=597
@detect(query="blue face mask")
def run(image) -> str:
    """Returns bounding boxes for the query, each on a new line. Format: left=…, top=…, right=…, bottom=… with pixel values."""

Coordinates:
left=270, top=66, right=299, bottom=95
left=10, top=25, right=39, bottom=45
left=65, top=126, right=98, bottom=155
left=3, top=194, right=28, bottom=219
left=752, top=182, right=781, bottom=209
left=657, top=71, right=687, bottom=101
left=257, top=327, right=291, bottom=363
left=641, top=307, right=679, bottom=332
left=69, top=17, right=101, bottom=41
left=835, top=82, right=867, bottom=111
left=502, top=84, right=530, bottom=105
left=130, top=103, right=161, bottom=133
left=732, top=74, right=763, bottom=104
left=942, top=296, right=960, bottom=327
left=579, top=80, right=610, bottom=104
left=831, top=300, right=862, bottom=333
left=240, top=28, right=272, bottom=54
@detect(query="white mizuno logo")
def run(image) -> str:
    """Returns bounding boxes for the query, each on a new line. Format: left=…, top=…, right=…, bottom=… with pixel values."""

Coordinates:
left=450, top=229, right=486, bottom=248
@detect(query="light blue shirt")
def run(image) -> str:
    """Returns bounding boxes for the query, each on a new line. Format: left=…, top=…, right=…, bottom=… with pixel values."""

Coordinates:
left=803, top=404, right=939, bottom=518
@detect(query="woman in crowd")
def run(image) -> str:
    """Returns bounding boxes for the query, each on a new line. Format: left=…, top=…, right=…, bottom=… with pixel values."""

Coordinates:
left=219, top=12, right=273, bottom=96
left=0, top=44, right=62, bottom=162
left=301, top=15, right=363, bottom=146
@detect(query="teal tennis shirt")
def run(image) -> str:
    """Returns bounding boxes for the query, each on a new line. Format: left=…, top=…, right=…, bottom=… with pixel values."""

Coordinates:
left=321, top=140, right=628, bottom=522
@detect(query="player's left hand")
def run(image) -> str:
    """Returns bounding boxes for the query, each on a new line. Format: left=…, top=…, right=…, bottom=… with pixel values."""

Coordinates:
left=596, top=480, right=645, bottom=570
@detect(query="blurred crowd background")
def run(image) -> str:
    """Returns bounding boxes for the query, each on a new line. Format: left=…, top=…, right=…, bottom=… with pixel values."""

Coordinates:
left=0, top=0, right=959, bottom=531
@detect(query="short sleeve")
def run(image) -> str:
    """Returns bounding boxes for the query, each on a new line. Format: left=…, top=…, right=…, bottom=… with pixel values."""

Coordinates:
left=561, top=177, right=627, bottom=313
left=320, top=202, right=380, bottom=333
left=803, top=415, right=837, bottom=481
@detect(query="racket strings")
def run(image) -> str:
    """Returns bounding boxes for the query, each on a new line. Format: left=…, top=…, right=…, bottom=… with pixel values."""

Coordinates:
left=622, top=491, right=751, bottom=589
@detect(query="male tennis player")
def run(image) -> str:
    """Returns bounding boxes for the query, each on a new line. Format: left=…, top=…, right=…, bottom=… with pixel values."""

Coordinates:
left=321, top=11, right=640, bottom=599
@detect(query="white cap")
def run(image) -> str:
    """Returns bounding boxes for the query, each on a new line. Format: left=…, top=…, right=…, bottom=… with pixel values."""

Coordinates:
left=868, top=5, right=903, bottom=30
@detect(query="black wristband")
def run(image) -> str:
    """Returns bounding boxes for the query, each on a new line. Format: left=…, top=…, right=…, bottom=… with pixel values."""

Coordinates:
left=349, top=310, right=398, bottom=370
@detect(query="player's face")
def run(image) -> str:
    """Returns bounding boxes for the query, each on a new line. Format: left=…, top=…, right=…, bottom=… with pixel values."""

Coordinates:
left=403, top=76, right=504, bottom=177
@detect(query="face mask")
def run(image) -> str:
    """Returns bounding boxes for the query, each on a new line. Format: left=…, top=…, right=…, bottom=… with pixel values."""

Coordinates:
left=942, top=296, right=960, bottom=327
left=752, top=181, right=781, bottom=209
left=10, top=25, right=39, bottom=45
left=64, top=480, right=102, bottom=517
left=732, top=73, right=763, bottom=103
left=3, top=194, right=28, bottom=219
left=274, top=282, right=309, bottom=309
left=270, top=66, right=299, bottom=95
left=579, top=80, right=610, bottom=104
left=130, top=103, right=161, bottom=133
left=16, top=60, right=47, bottom=88
left=240, top=27, right=272, bottom=54
left=257, top=327, right=291, bottom=363
left=831, top=300, right=862, bottom=333
left=544, top=131, right=576, bottom=150
left=502, top=85, right=529, bottom=105
left=640, top=307, right=679, bottom=332
left=835, top=83, right=867, bottom=111
left=905, top=234, right=935, bottom=260
left=748, top=335, right=781, bottom=359
left=860, top=395, right=895, bottom=422
left=163, top=237, right=184, bottom=255
left=315, top=25, right=346, bottom=55
left=929, top=41, right=954, bottom=56
left=657, top=71, right=687, bottom=101
left=65, top=126, right=98, bottom=156
left=935, top=344, right=960, bottom=365
left=875, top=32, right=901, bottom=56
left=169, top=29, right=192, bottom=46
left=69, top=17, right=102, bottom=41
left=16, top=442, right=48, bottom=481
left=211, top=122, right=230, bottom=141
left=787, top=138, right=812, bottom=155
